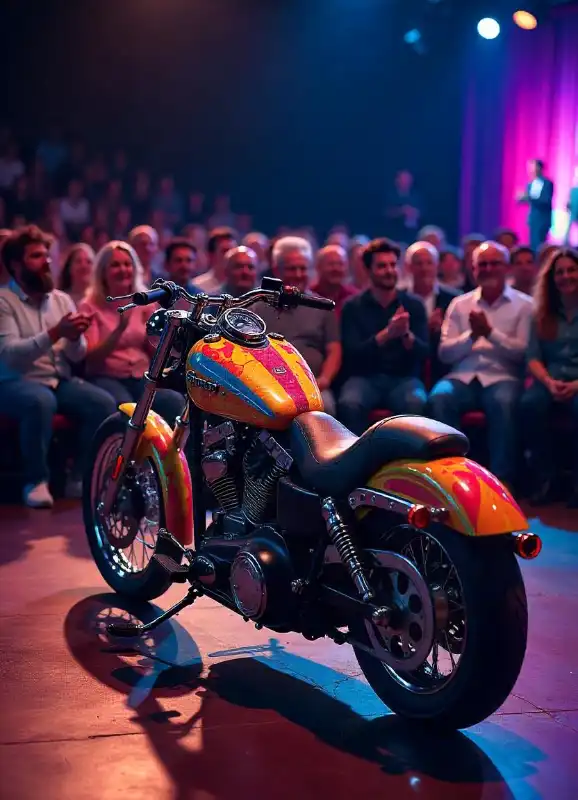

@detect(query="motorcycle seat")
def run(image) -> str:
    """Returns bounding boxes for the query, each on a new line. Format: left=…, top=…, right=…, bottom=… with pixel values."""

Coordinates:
left=289, top=412, right=469, bottom=497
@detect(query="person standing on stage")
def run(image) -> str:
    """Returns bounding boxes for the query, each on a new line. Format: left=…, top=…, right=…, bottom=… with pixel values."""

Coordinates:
left=565, top=165, right=578, bottom=246
left=517, top=159, right=554, bottom=254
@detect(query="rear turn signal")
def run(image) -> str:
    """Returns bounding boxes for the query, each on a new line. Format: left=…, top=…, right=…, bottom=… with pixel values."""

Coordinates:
left=408, top=505, right=431, bottom=529
left=513, top=532, right=542, bottom=560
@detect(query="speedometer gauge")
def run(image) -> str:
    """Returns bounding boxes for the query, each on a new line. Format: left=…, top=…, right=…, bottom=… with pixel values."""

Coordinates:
left=220, top=308, right=267, bottom=345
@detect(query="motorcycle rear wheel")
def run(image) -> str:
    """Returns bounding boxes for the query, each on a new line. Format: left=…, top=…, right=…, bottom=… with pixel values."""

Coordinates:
left=83, top=412, right=183, bottom=601
left=350, top=524, right=527, bottom=729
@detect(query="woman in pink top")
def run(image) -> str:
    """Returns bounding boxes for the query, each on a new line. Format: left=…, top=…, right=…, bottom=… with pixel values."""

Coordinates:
left=79, top=240, right=183, bottom=424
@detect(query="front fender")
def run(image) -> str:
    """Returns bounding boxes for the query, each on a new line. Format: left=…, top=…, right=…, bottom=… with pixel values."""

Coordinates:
left=366, top=456, right=529, bottom=536
left=119, top=403, right=193, bottom=546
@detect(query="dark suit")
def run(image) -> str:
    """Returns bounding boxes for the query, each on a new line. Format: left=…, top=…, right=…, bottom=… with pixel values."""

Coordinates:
left=565, top=185, right=578, bottom=245
left=430, top=285, right=461, bottom=385
left=525, top=178, right=554, bottom=253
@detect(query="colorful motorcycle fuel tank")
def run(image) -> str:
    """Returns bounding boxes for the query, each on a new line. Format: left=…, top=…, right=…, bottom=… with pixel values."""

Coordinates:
left=186, top=335, right=323, bottom=429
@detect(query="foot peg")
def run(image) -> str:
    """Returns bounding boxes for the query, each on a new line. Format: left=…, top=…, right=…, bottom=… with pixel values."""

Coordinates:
left=153, top=553, right=191, bottom=583
left=106, top=586, right=199, bottom=638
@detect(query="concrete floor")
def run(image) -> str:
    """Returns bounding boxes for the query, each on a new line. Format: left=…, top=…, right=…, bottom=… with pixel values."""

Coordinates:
left=0, top=502, right=577, bottom=800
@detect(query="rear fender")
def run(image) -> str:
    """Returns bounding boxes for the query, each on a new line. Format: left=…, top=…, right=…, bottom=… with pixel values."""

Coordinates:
left=366, top=456, right=529, bottom=536
left=119, top=403, right=193, bottom=546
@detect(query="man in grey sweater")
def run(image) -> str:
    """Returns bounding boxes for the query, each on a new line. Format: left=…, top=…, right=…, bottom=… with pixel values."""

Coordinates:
left=0, top=226, right=115, bottom=508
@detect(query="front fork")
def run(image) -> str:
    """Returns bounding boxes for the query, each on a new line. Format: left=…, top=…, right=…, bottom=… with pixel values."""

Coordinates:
left=102, top=312, right=186, bottom=516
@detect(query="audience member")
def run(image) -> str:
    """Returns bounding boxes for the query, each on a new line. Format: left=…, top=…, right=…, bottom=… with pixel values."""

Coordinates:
left=386, top=170, right=422, bottom=243
left=405, top=240, right=460, bottom=383
left=494, top=228, right=520, bottom=252
left=242, top=232, right=269, bottom=275
left=439, top=246, right=468, bottom=291
left=510, top=246, right=538, bottom=296
left=418, top=225, right=445, bottom=252
left=59, top=179, right=90, bottom=241
left=79, top=241, right=184, bottom=424
left=153, top=175, right=184, bottom=230
left=427, top=241, right=534, bottom=487
left=338, top=238, right=429, bottom=434
left=255, top=236, right=341, bottom=415
left=131, top=170, right=152, bottom=224
left=462, top=233, right=485, bottom=289
left=163, top=238, right=199, bottom=294
left=0, top=143, right=25, bottom=190
left=186, top=192, right=206, bottom=226
left=349, top=235, right=370, bottom=291
left=0, top=228, right=12, bottom=286
left=221, top=246, right=258, bottom=296
left=193, top=227, right=238, bottom=294
left=128, top=225, right=159, bottom=285
left=208, top=194, right=236, bottom=230
left=521, top=248, right=578, bottom=505
left=311, top=244, right=357, bottom=318
left=0, top=225, right=115, bottom=507
left=58, top=243, right=95, bottom=306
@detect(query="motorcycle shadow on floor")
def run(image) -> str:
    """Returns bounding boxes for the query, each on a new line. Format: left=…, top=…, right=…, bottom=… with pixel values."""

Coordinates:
left=64, top=593, right=535, bottom=799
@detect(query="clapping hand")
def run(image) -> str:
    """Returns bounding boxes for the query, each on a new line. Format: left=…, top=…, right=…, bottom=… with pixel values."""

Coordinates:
left=549, top=379, right=578, bottom=402
left=388, top=306, right=410, bottom=339
left=469, top=310, right=492, bottom=340
left=56, top=312, right=93, bottom=342
left=429, top=307, right=444, bottom=334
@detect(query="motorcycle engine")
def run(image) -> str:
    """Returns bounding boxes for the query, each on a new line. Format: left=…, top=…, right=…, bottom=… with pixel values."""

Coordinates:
left=230, top=525, right=297, bottom=628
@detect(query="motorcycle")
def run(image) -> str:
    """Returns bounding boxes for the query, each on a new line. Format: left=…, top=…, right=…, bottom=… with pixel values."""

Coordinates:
left=83, top=276, right=542, bottom=730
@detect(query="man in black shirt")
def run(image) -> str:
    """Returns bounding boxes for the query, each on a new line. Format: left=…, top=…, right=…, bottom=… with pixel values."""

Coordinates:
left=338, top=238, right=429, bottom=434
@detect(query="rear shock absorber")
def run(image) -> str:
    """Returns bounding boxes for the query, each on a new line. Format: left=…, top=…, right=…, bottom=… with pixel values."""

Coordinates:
left=321, top=497, right=374, bottom=602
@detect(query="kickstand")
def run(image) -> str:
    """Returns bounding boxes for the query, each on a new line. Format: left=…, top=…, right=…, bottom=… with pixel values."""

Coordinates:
left=107, top=587, right=200, bottom=638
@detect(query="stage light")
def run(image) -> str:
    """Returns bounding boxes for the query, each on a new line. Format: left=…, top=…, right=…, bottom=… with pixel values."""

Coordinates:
left=404, top=29, right=421, bottom=45
left=513, top=10, right=538, bottom=30
left=477, top=18, right=500, bottom=39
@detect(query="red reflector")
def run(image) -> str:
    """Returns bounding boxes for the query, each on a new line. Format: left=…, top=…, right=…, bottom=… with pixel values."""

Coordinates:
left=111, top=454, right=124, bottom=481
left=408, top=505, right=431, bottom=529
left=513, top=533, right=542, bottom=560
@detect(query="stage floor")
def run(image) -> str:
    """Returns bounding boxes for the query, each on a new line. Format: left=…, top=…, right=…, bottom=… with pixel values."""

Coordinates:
left=0, top=502, right=577, bottom=799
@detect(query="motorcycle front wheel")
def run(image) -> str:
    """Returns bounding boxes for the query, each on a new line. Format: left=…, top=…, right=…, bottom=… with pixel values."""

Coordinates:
left=82, top=412, right=183, bottom=601
left=350, top=523, right=528, bottom=729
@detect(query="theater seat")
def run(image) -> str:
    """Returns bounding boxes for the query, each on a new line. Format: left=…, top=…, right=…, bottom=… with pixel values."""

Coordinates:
left=0, top=413, right=75, bottom=432
left=460, top=411, right=486, bottom=428
left=368, top=408, right=393, bottom=423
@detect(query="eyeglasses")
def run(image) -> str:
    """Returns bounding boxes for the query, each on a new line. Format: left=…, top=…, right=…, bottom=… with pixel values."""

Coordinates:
left=477, top=260, right=505, bottom=268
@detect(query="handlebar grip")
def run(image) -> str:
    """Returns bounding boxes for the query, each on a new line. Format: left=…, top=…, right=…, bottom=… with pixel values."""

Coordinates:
left=132, top=285, right=174, bottom=307
left=295, top=292, right=336, bottom=311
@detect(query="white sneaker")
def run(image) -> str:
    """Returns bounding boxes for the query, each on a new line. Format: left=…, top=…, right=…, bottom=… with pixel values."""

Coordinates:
left=23, top=482, right=54, bottom=509
left=65, top=477, right=83, bottom=500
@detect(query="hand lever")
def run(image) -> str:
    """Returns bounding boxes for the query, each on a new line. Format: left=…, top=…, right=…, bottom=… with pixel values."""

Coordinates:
left=106, top=293, right=134, bottom=302
left=118, top=303, right=137, bottom=313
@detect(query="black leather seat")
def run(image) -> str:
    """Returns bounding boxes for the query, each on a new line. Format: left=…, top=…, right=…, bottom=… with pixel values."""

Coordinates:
left=289, top=412, right=469, bottom=497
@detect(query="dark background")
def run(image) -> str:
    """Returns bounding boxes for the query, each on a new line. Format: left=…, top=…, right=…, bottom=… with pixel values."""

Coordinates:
left=0, top=0, right=547, bottom=237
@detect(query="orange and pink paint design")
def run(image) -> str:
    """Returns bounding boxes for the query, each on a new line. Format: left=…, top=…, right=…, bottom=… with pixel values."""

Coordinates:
left=369, top=456, right=529, bottom=536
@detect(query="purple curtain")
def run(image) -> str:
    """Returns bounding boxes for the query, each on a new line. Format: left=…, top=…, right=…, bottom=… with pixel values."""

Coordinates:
left=460, top=5, right=578, bottom=245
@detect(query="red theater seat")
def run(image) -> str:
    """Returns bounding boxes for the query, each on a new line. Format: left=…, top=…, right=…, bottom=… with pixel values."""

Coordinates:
left=368, top=409, right=393, bottom=424
left=460, top=410, right=486, bottom=428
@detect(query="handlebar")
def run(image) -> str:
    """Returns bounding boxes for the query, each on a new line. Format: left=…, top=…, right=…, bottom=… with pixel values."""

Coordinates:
left=107, top=277, right=335, bottom=315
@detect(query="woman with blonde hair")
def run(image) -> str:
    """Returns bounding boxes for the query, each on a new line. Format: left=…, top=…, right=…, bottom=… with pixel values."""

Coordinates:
left=520, top=247, right=578, bottom=505
left=78, top=240, right=183, bottom=423
left=58, top=242, right=95, bottom=306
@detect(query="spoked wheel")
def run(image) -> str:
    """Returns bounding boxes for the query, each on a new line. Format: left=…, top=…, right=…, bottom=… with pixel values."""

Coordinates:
left=350, top=523, right=528, bottom=729
left=83, top=413, right=183, bottom=601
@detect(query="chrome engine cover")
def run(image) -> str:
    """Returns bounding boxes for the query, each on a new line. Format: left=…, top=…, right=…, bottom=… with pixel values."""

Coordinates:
left=230, top=551, right=267, bottom=619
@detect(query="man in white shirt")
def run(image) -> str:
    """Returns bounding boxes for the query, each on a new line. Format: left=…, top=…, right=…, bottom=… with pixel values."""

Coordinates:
left=0, top=226, right=115, bottom=508
left=193, top=227, right=238, bottom=295
left=427, top=241, right=534, bottom=485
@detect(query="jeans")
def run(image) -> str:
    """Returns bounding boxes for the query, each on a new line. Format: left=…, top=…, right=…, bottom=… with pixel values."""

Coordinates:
left=530, top=223, right=550, bottom=255
left=427, top=378, right=521, bottom=483
left=338, top=375, right=427, bottom=435
left=90, top=376, right=185, bottom=426
left=0, top=377, right=116, bottom=485
left=520, top=380, right=578, bottom=482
